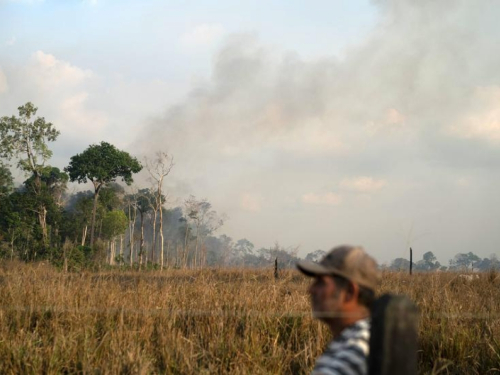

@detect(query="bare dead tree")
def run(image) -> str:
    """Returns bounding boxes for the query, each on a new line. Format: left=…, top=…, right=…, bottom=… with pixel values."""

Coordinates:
left=183, top=196, right=225, bottom=268
left=145, top=151, right=174, bottom=270
left=125, top=187, right=139, bottom=267
left=147, top=186, right=159, bottom=264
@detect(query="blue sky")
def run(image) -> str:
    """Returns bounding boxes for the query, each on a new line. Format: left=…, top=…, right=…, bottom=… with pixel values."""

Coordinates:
left=2, top=0, right=500, bottom=264
left=2, top=1, right=377, bottom=76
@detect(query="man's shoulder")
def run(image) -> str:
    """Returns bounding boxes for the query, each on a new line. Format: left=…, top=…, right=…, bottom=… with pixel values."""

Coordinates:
left=312, top=319, right=371, bottom=375
left=339, top=318, right=370, bottom=343
left=327, top=318, right=370, bottom=354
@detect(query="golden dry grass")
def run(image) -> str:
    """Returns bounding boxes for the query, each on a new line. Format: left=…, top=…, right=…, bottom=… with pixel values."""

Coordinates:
left=0, top=262, right=499, bottom=374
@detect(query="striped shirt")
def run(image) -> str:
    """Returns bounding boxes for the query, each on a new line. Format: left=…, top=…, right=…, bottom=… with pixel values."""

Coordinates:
left=312, top=318, right=370, bottom=375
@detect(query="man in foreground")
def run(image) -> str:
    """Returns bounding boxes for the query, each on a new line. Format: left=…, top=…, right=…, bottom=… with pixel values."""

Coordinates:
left=297, top=245, right=380, bottom=375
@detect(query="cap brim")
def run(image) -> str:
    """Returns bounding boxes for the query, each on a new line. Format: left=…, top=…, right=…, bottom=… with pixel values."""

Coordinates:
left=296, top=260, right=353, bottom=282
left=296, top=260, right=332, bottom=277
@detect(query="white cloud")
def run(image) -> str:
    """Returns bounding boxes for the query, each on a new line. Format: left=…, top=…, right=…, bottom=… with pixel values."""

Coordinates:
left=339, top=177, right=387, bottom=193
left=0, top=67, right=8, bottom=94
left=181, top=24, right=225, bottom=47
left=29, top=51, right=92, bottom=89
left=0, top=51, right=108, bottom=148
left=302, top=192, right=342, bottom=206
left=22, top=51, right=106, bottom=139
left=58, top=92, right=108, bottom=136
left=240, top=193, right=263, bottom=212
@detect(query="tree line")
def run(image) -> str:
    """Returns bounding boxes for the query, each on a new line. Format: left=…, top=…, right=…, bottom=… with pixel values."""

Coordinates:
left=386, top=251, right=499, bottom=272
left=0, top=103, right=304, bottom=270
left=1, top=103, right=498, bottom=272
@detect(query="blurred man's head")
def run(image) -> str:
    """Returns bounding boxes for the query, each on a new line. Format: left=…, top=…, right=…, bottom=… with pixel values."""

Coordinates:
left=297, top=245, right=380, bottom=335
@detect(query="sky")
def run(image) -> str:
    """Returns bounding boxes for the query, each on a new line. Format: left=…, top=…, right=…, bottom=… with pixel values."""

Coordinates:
left=1, top=0, right=500, bottom=265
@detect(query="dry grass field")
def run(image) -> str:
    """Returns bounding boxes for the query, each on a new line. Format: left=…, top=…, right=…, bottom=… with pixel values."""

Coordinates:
left=0, top=262, right=499, bottom=374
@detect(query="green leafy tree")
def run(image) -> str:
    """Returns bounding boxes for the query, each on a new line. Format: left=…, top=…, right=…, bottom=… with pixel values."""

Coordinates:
left=65, top=142, right=142, bottom=247
left=25, top=166, right=68, bottom=205
left=62, top=191, right=94, bottom=245
left=27, top=167, right=68, bottom=249
left=0, top=167, right=67, bottom=259
left=0, top=162, right=14, bottom=253
left=0, top=102, right=60, bottom=245
left=98, top=183, right=125, bottom=212
left=0, top=190, right=39, bottom=260
left=423, top=251, right=436, bottom=263
left=102, top=210, right=128, bottom=240
left=102, top=210, right=128, bottom=265
left=235, top=239, right=255, bottom=256
left=452, top=252, right=481, bottom=271
left=0, top=161, right=13, bottom=197
left=95, top=183, right=125, bottom=240
left=0, top=103, right=59, bottom=180
left=416, top=251, right=441, bottom=271
left=390, top=258, right=412, bottom=271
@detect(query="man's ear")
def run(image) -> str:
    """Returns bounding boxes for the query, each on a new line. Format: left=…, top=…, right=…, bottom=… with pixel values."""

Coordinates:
left=344, top=281, right=359, bottom=303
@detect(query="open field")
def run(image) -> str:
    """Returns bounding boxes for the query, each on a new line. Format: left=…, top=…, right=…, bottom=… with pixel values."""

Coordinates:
left=0, top=262, right=499, bottom=374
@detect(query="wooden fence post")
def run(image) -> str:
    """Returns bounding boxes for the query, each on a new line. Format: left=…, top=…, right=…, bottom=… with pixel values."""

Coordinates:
left=409, top=247, right=413, bottom=275
left=274, top=258, right=278, bottom=280
left=368, top=294, right=419, bottom=375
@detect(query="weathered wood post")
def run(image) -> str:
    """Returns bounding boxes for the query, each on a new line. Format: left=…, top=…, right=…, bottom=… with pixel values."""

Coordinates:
left=274, top=257, right=278, bottom=280
left=368, top=294, right=419, bottom=375
left=409, top=247, right=413, bottom=275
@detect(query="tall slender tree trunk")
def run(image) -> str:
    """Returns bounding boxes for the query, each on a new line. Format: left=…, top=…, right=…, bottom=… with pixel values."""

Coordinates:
left=128, top=200, right=137, bottom=267
left=129, top=227, right=134, bottom=266
left=81, top=225, right=87, bottom=246
left=90, top=183, right=101, bottom=247
left=119, top=235, right=123, bottom=263
left=175, top=243, right=184, bottom=268
left=201, top=240, right=206, bottom=267
left=151, top=209, right=157, bottom=264
left=38, top=206, right=48, bottom=247
left=159, top=206, right=165, bottom=270
left=111, top=239, right=116, bottom=265
left=194, top=233, right=200, bottom=269
left=98, top=219, right=103, bottom=240
left=162, top=241, right=169, bottom=270
left=109, top=240, right=115, bottom=266
left=63, top=242, right=68, bottom=273
left=31, top=174, right=49, bottom=249
left=183, top=225, right=189, bottom=269
left=139, top=212, right=144, bottom=269
left=10, top=236, right=15, bottom=261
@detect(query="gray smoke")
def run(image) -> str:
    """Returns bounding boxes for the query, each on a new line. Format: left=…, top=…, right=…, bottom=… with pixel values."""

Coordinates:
left=136, top=0, right=500, bottom=261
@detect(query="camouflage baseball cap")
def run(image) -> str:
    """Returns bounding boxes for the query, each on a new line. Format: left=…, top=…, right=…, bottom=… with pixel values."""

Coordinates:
left=297, top=245, right=380, bottom=291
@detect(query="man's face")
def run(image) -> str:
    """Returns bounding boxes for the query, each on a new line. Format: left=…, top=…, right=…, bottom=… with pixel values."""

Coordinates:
left=308, top=275, right=344, bottom=321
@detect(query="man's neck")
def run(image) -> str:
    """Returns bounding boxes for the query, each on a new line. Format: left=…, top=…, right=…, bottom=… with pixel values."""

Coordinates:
left=328, top=309, right=369, bottom=337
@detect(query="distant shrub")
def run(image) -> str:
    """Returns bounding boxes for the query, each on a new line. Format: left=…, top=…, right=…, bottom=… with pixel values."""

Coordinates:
left=50, top=242, right=95, bottom=271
